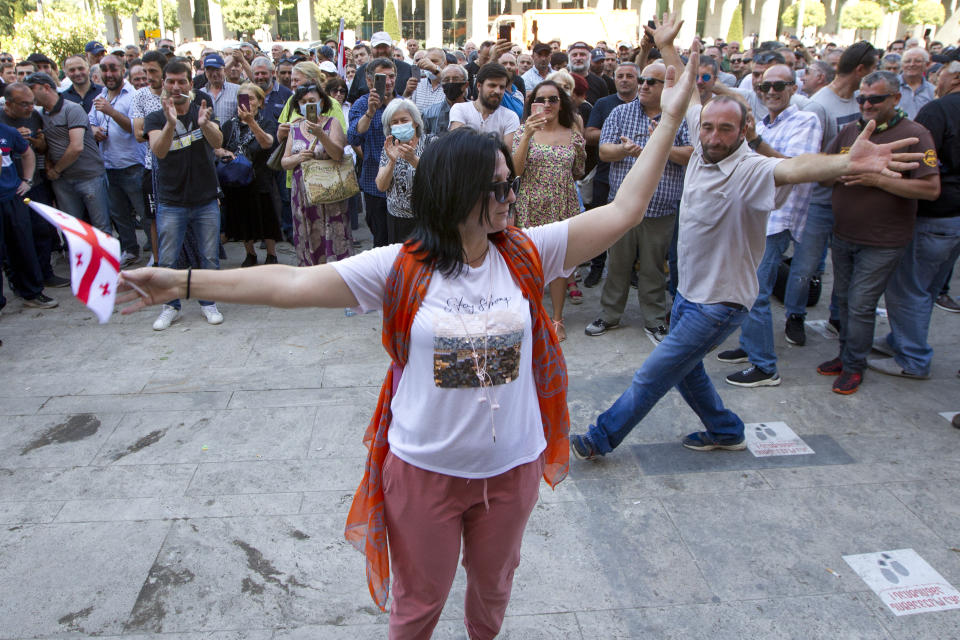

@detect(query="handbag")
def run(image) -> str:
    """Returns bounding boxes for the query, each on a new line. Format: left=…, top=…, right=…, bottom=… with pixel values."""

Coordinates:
left=577, top=166, right=596, bottom=207
left=300, top=118, right=360, bottom=205
left=266, top=142, right=285, bottom=172
left=772, top=256, right=821, bottom=307
left=216, top=118, right=255, bottom=187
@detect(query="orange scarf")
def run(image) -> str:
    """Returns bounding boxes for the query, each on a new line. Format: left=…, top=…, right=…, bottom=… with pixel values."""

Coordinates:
left=344, top=226, right=570, bottom=610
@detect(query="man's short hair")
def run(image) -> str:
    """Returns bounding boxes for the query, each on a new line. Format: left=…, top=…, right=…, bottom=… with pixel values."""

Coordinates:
left=365, top=57, right=396, bottom=78
left=704, top=95, right=748, bottom=129
left=550, top=52, right=568, bottom=68
left=3, top=81, right=31, bottom=100
left=163, top=60, right=193, bottom=80
left=753, top=50, right=786, bottom=66
left=441, top=64, right=468, bottom=82
left=903, top=47, right=930, bottom=63
left=250, top=56, right=274, bottom=71
left=862, top=70, right=900, bottom=93
left=699, top=56, right=719, bottom=75
left=476, top=62, right=510, bottom=86
left=15, top=61, right=37, bottom=72
left=808, top=60, right=835, bottom=83
left=837, top=41, right=877, bottom=75
left=23, top=71, right=58, bottom=91
left=353, top=43, right=371, bottom=54
left=141, top=50, right=168, bottom=69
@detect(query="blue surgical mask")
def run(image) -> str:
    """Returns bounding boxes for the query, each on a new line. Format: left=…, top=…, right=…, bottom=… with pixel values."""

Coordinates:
left=423, top=70, right=436, bottom=82
left=392, top=122, right=416, bottom=142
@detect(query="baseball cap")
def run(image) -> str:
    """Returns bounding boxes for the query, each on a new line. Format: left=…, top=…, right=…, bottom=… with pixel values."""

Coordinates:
left=567, top=41, right=591, bottom=53
left=533, top=43, right=552, bottom=55
left=203, top=53, right=225, bottom=68
left=319, top=61, right=337, bottom=73
left=85, top=41, right=107, bottom=54
left=370, top=32, right=393, bottom=48
left=617, top=41, right=632, bottom=50
left=591, top=47, right=606, bottom=61
left=110, top=46, right=125, bottom=55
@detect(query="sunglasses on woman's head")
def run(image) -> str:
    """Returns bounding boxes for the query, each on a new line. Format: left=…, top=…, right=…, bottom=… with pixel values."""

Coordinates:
left=489, top=177, right=520, bottom=202
left=532, top=95, right=561, bottom=104
left=638, top=77, right=663, bottom=86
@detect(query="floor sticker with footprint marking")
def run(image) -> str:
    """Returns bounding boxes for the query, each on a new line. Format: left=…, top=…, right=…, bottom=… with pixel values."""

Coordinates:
left=844, top=548, right=960, bottom=616
left=744, top=421, right=815, bottom=457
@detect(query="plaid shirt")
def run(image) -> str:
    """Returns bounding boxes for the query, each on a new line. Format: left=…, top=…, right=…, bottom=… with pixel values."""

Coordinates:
left=348, top=94, right=388, bottom=197
left=757, top=105, right=822, bottom=239
left=600, top=101, right=690, bottom=217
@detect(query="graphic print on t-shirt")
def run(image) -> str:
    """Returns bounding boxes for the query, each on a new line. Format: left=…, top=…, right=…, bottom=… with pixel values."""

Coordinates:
left=433, top=304, right=523, bottom=389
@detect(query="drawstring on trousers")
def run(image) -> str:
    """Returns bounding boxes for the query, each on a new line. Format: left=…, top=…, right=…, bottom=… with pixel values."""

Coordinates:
left=466, top=478, right=491, bottom=512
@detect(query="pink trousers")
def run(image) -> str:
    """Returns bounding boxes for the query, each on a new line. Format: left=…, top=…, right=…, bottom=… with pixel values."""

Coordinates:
left=382, top=451, right=544, bottom=640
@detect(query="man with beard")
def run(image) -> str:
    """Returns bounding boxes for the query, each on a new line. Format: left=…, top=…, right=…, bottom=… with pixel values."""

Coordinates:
left=423, top=64, right=468, bottom=135
left=89, top=54, right=146, bottom=266
left=448, top=63, right=519, bottom=148
left=143, top=60, right=224, bottom=331
left=570, top=20, right=923, bottom=458
left=250, top=57, right=291, bottom=123
left=568, top=42, right=610, bottom=105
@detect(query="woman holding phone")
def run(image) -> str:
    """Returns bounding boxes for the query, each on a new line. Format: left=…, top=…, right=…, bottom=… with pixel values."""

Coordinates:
left=280, top=84, right=353, bottom=265
left=512, top=80, right=586, bottom=341
left=216, top=83, right=281, bottom=266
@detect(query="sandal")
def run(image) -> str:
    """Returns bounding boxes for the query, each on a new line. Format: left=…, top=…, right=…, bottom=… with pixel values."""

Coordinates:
left=567, top=281, right=583, bottom=305
left=552, top=319, right=567, bottom=342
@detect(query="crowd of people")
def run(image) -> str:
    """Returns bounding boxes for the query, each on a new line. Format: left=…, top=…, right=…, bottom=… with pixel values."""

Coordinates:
left=1, top=17, right=959, bottom=637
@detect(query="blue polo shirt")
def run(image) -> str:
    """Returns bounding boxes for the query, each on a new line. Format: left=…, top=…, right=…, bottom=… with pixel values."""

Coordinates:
left=0, top=122, right=29, bottom=201
left=263, top=82, right=293, bottom=123
left=62, top=82, right=104, bottom=114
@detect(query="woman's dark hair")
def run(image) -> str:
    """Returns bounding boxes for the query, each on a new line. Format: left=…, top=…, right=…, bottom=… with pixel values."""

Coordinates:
left=324, top=76, right=347, bottom=97
left=292, top=83, right=331, bottom=113
left=522, top=80, right=574, bottom=128
left=409, top=128, right=515, bottom=277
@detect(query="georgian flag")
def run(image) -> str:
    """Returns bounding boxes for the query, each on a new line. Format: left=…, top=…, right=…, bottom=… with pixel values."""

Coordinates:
left=337, top=18, right=347, bottom=78
left=25, top=199, right=120, bottom=324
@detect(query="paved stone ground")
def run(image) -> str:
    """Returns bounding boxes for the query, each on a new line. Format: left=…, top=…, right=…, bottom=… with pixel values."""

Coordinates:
left=1, top=233, right=959, bottom=639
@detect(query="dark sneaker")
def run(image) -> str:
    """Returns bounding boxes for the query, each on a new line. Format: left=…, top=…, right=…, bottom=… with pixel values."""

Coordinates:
left=585, top=318, right=619, bottom=336
left=570, top=433, right=599, bottom=460
left=785, top=314, right=806, bottom=346
left=717, top=348, right=749, bottom=363
left=826, top=318, right=841, bottom=337
left=817, top=357, right=843, bottom=376
left=682, top=431, right=746, bottom=451
left=644, top=325, right=668, bottom=346
left=832, top=371, right=862, bottom=395
left=44, top=275, right=71, bottom=288
left=953, top=413, right=960, bottom=429
left=583, top=266, right=603, bottom=288
left=241, top=253, right=258, bottom=268
left=22, top=293, right=58, bottom=309
left=934, top=293, right=960, bottom=313
left=264, top=254, right=278, bottom=265
left=725, top=366, right=781, bottom=387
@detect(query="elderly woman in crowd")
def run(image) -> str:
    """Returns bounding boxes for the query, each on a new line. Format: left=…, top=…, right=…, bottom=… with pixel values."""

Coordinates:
left=512, top=80, right=586, bottom=341
left=216, top=82, right=281, bottom=266
left=280, top=83, right=352, bottom=265
left=375, top=98, right=430, bottom=244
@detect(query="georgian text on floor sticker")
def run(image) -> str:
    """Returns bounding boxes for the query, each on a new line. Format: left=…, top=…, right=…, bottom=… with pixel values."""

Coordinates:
left=843, top=548, right=960, bottom=616
left=744, top=422, right=815, bottom=457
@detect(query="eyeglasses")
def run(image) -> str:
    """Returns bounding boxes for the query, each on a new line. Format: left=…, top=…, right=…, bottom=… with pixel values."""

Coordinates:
left=698, top=73, right=713, bottom=82
left=756, top=80, right=795, bottom=92
left=856, top=93, right=893, bottom=105
left=489, top=177, right=520, bottom=202
left=638, top=77, right=663, bottom=86
left=741, top=57, right=752, bottom=64
left=0, top=57, right=13, bottom=63
left=532, top=95, right=561, bottom=104
left=730, top=58, right=743, bottom=64
left=329, top=87, right=346, bottom=94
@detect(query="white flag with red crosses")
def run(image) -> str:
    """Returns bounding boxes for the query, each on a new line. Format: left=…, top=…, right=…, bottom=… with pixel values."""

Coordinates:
left=337, top=18, right=347, bottom=78
left=25, top=199, right=120, bottom=324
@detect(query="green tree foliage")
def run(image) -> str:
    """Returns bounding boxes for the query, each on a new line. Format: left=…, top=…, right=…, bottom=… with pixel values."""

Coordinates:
left=726, top=6, right=743, bottom=44
left=901, top=0, right=945, bottom=25
left=383, top=0, right=401, bottom=42
left=0, top=0, right=33, bottom=39
left=781, top=1, right=827, bottom=28
left=839, top=0, right=884, bottom=31
left=315, top=0, right=364, bottom=39
left=221, top=0, right=273, bottom=36
left=2, top=7, right=102, bottom=63
left=138, top=0, right=181, bottom=32
left=100, top=0, right=142, bottom=18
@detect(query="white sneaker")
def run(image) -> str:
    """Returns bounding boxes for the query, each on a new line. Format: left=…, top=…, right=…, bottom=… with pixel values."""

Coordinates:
left=152, top=304, right=180, bottom=331
left=200, top=304, right=224, bottom=325
left=120, top=251, right=140, bottom=268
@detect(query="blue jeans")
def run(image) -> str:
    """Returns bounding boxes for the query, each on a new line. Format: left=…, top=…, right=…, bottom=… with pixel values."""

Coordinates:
left=50, top=173, right=112, bottom=234
left=157, top=199, right=220, bottom=309
left=739, top=230, right=792, bottom=374
left=784, top=202, right=839, bottom=321
left=106, top=165, right=145, bottom=256
left=882, top=216, right=960, bottom=376
left=831, top=237, right=905, bottom=374
left=586, top=293, right=748, bottom=454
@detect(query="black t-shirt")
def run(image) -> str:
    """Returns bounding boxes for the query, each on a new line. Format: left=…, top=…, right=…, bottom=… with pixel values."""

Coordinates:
left=221, top=114, right=279, bottom=193
left=584, top=72, right=610, bottom=106
left=0, top=110, right=46, bottom=178
left=915, top=92, right=960, bottom=219
left=143, top=92, right=220, bottom=206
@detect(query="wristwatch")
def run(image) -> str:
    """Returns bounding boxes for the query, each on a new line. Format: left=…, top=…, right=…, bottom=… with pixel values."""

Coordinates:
left=23, top=178, right=34, bottom=187
left=747, top=135, right=763, bottom=151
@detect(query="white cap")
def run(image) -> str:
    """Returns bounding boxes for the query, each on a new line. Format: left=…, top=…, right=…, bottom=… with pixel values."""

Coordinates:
left=370, top=32, right=393, bottom=48
left=319, top=60, right=337, bottom=73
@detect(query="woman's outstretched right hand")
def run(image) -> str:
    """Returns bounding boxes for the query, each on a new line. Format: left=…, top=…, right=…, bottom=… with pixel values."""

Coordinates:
left=117, top=268, right=185, bottom=314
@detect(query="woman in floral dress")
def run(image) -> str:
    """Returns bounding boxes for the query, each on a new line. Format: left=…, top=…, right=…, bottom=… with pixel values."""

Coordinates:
left=512, top=80, right=586, bottom=341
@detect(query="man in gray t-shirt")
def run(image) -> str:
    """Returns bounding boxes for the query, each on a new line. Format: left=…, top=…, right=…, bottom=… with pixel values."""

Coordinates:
left=24, top=72, right=112, bottom=235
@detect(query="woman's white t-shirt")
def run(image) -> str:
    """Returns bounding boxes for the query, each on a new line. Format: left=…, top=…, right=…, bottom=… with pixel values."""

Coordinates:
left=332, top=221, right=571, bottom=479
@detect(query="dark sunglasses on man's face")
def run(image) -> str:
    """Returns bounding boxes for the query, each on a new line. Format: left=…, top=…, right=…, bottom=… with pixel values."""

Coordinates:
left=638, top=76, right=663, bottom=86
left=0, top=57, right=13, bottom=63
left=856, top=93, right=893, bottom=105
left=490, top=177, right=520, bottom=203
left=532, top=95, right=561, bottom=104
left=698, top=73, right=713, bottom=82
left=757, top=80, right=795, bottom=93
left=730, top=58, right=743, bottom=64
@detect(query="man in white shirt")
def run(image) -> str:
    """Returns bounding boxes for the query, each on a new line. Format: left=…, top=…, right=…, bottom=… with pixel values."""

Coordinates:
left=449, top=63, right=519, bottom=148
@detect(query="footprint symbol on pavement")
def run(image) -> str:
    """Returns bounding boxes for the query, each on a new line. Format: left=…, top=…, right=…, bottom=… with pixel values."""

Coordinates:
left=878, top=553, right=910, bottom=583
left=755, top=424, right=777, bottom=441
